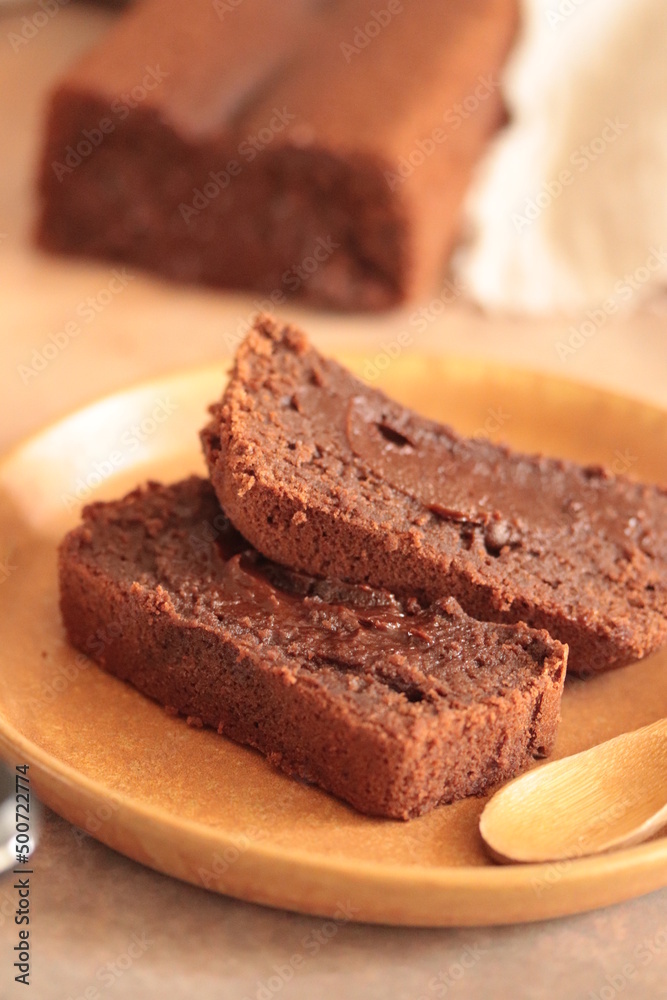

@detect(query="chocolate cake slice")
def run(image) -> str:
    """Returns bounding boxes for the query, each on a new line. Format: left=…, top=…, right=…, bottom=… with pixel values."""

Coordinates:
left=59, top=477, right=566, bottom=819
left=37, top=0, right=517, bottom=309
left=203, top=315, right=667, bottom=676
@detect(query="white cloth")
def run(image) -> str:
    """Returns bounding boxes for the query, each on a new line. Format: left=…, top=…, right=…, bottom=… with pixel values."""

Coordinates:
left=454, top=0, right=667, bottom=314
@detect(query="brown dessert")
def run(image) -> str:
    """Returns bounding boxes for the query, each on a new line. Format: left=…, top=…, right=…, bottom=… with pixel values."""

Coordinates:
left=203, top=315, right=667, bottom=675
left=58, top=476, right=566, bottom=819
left=37, top=0, right=517, bottom=310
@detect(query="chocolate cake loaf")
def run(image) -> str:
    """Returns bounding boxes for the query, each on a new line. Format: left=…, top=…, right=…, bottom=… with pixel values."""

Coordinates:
left=37, top=0, right=517, bottom=309
left=203, top=315, right=667, bottom=675
left=59, top=477, right=566, bottom=819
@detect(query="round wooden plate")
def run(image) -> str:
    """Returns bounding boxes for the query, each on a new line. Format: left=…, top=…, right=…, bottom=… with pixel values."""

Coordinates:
left=0, top=357, right=666, bottom=926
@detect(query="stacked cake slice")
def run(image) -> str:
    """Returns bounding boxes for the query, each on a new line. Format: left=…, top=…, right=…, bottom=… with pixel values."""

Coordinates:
left=59, top=315, right=667, bottom=818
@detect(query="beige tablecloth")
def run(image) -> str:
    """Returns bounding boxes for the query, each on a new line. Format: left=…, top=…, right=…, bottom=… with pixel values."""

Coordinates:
left=1, top=6, right=666, bottom=999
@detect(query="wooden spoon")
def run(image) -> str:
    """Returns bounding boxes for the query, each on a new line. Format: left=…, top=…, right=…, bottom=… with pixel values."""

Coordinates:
left=479, top=719, right=667, bottom=864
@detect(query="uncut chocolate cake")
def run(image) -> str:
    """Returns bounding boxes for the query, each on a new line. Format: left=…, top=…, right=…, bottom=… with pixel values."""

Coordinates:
left=38, top=0, right=517, bottom=309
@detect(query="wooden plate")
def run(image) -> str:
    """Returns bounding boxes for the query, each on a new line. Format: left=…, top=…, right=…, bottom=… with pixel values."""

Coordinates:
left=1, top=357, right=666, bottom=926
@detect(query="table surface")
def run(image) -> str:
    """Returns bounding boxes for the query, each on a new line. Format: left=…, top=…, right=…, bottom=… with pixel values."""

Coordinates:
left=1, top=5, right=667, bottom=999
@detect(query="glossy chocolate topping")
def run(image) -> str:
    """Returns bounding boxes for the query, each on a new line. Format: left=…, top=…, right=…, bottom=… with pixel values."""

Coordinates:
left=83, top=478, right=557, bottom=707
left=59, top=475, right=566, bottom=818
left=203, top=316, right=667, bottom=675
left=290, top=373, right=662, bottom=560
